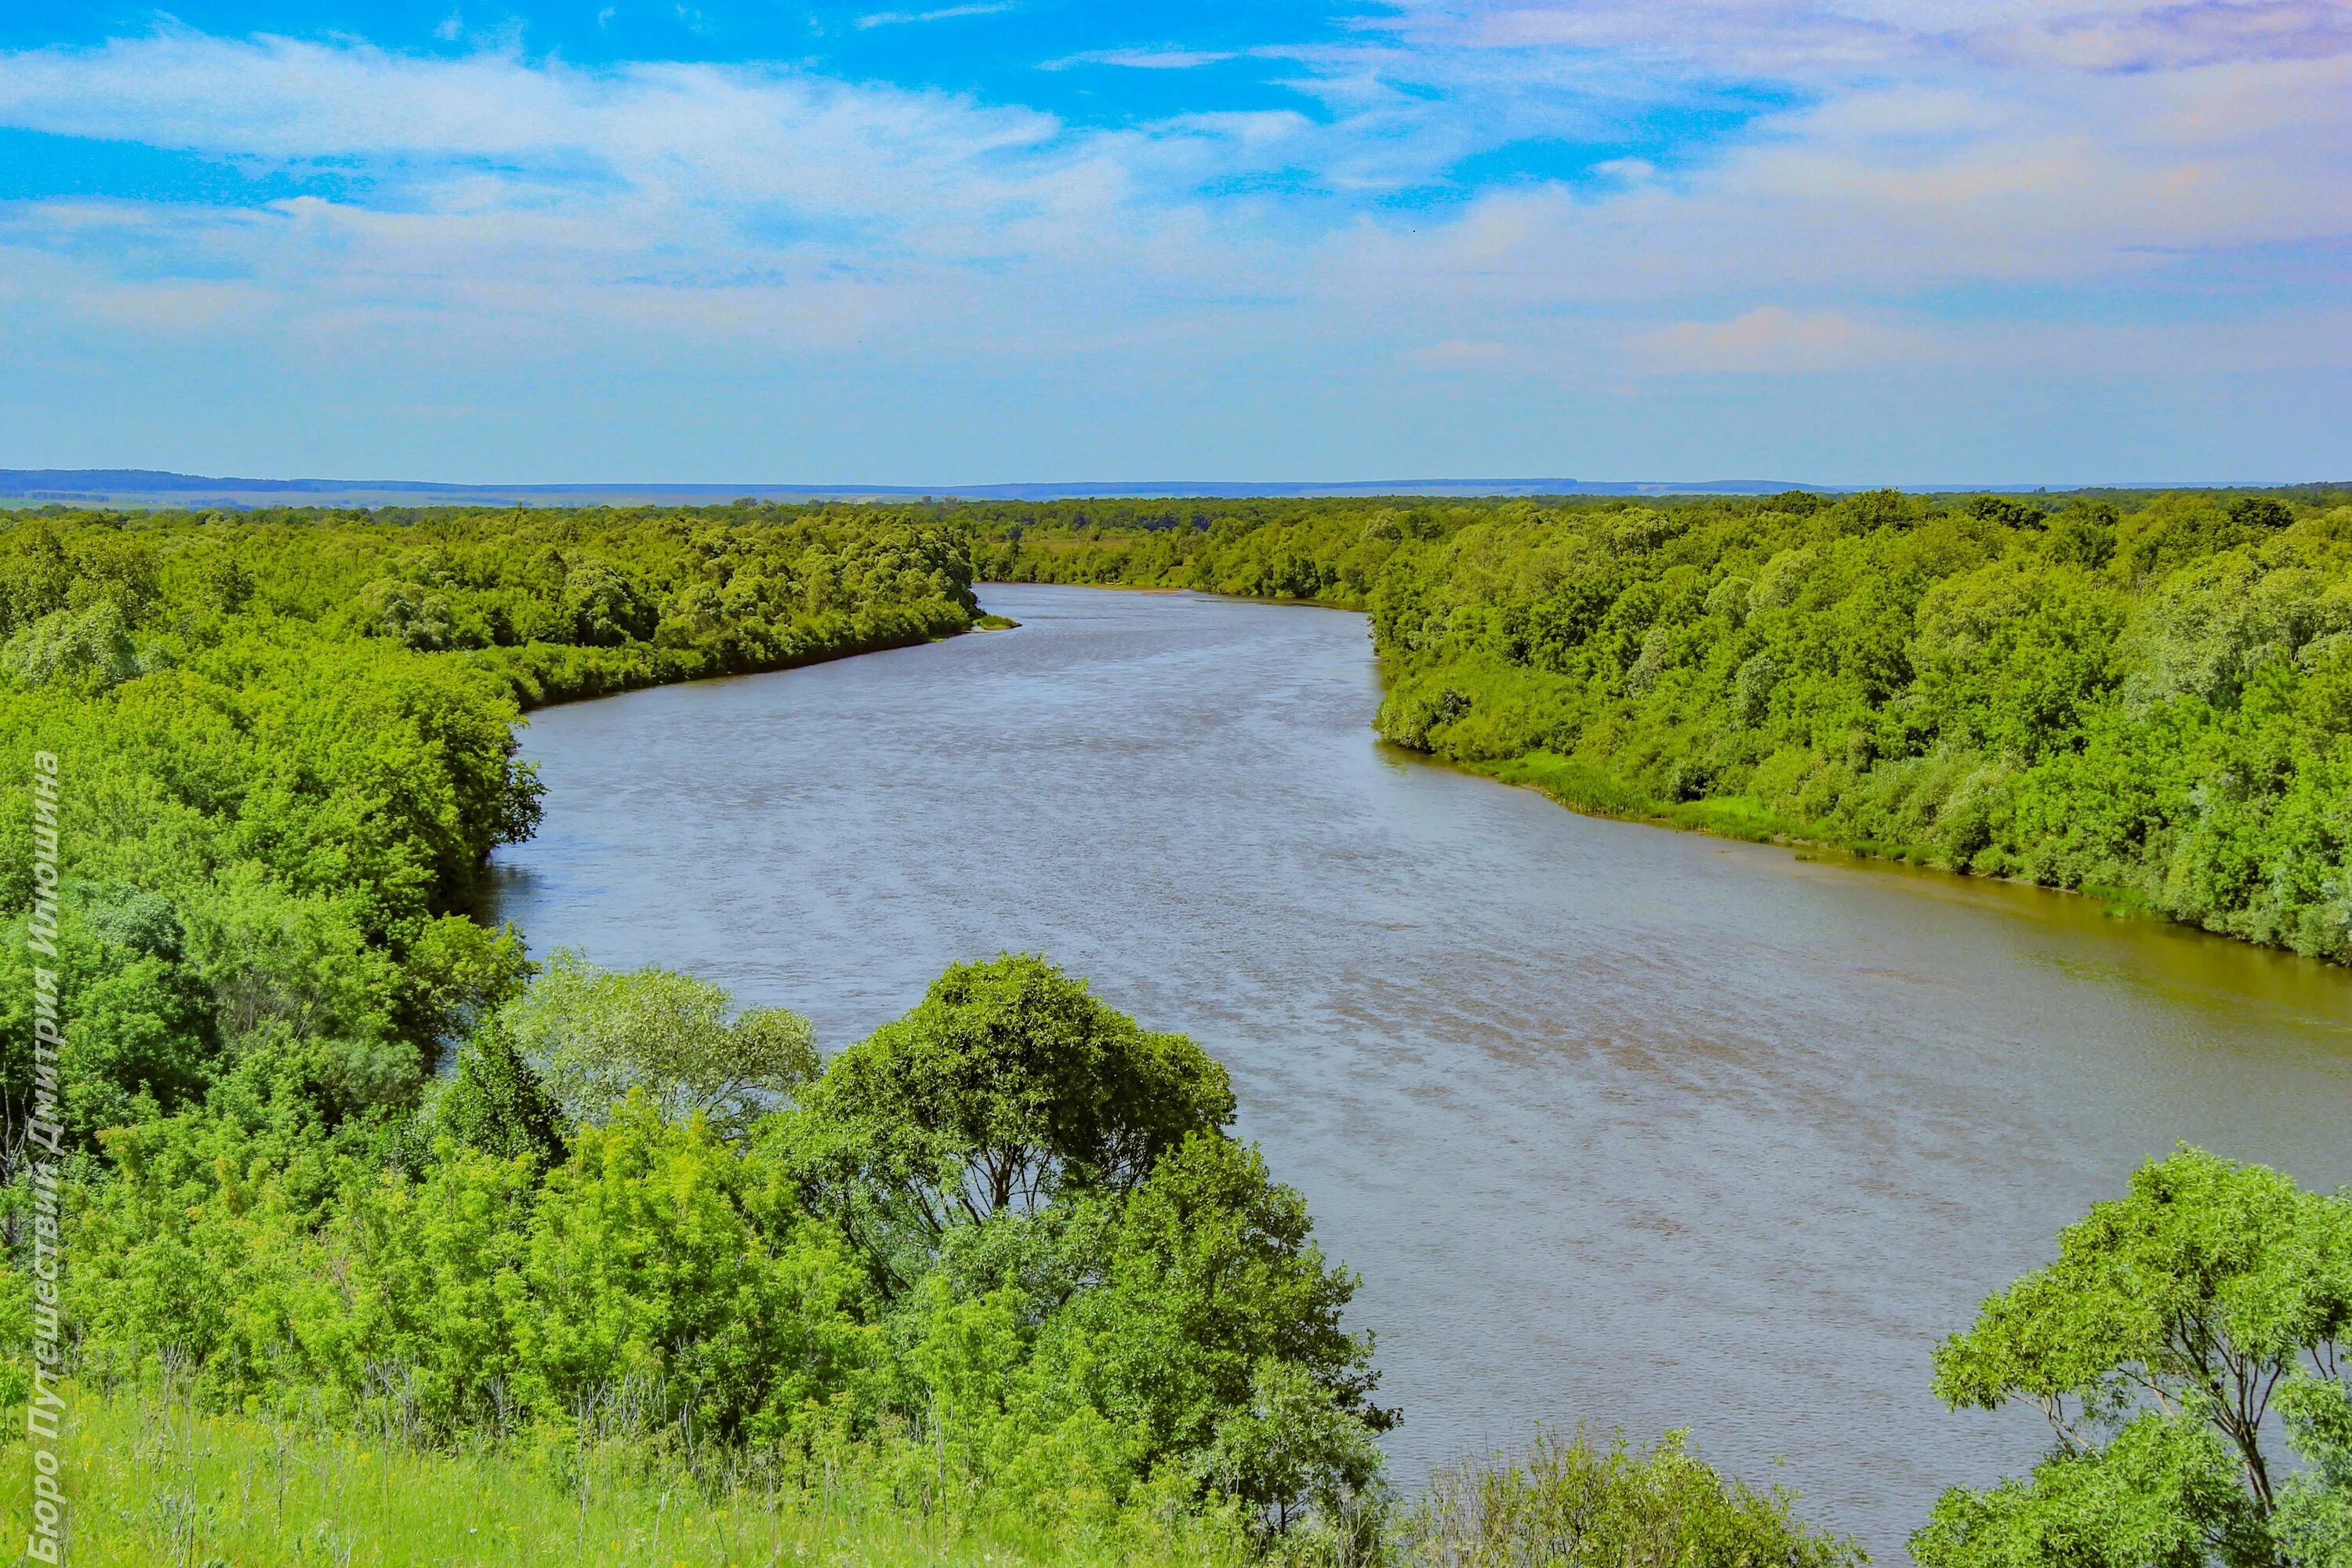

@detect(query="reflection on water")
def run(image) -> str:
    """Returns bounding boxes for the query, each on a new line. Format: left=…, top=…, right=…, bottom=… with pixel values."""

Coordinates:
left=488, top=583, right=2352, bottom=1556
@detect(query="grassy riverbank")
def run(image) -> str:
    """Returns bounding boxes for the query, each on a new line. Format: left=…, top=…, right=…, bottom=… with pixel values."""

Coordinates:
left=7, top=1385, right=1244, bottom=1568
left=969, top=488, right=2352, bottom=967
left=9, top=1379, right=1890, bottom=1567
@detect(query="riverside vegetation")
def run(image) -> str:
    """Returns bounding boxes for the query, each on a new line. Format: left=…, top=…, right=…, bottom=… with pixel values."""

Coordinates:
left=975, top=485, right=2352, bottom=966
left=0, top=499, right=2346, bottom=1566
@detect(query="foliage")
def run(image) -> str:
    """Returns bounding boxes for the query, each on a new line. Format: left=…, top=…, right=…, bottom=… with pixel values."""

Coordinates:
left=1, top=600, right=143, bottom=689
left=1033, top=1132, right=1396, bottom=1531
left=796, top=953, right=1236, bottom=1261
left=427, top=1022, right=568, bottom=1168
left=24, top=942, right=1393, bottom=1549
left=503, top=949, right=820, bottom=1138
left=1403, top=1425, right=1865, bottom=1566
left=1918, top=1146, right=2352, bottom=1568
left=503, top=1098, right=877, bottom=1442
left=1913, top=1413, right=2270, bottom=1568
left=0, top=501, right=977, bottom=1131
left=2276, top=1375, right=2352, bottom=1566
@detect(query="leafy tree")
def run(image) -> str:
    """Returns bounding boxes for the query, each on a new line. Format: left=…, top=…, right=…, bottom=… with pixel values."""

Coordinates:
left=1918, top=1146, right=2352, bottom=1567
left=798, top=953, right=1236, bottom=1252
left=505, top=1094, right=873, bottom=1440
left=559, top=557, right=657, bottom=646
left=0, top=886, right=220, bottom=1142
left=430, top=1024, right=567, bottom=1169
left=1969, top=495, right=2048, bottom=531
left=358, top=576, right=472, bottom=651
left=2, top=601, right=140, bottom=688
left=2048, top=501, right=2121, bottom=569
left=392, top=913, right=533, bottom=1059
left=1196, top=1359, right=1388, bottom=1543
left=502, top=949, right=818, bottom=1138
left=1035, top=1134, right=1393, bottom=1508
left=2231, top=499, right=2296, bottom=532
left=2276, top=1375, right=2352, bottom=1566
left=1914, top=1414, right=2270, bottom=1568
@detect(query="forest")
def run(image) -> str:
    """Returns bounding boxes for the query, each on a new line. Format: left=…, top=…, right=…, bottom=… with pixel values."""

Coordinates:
left=0, top=497, right=2346, bottom=1566
left=973, top=487, right=2352, bottom=967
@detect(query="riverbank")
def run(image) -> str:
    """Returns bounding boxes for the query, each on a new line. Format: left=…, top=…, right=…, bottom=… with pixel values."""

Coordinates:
left=1470, top=750, right=2180, bottom=924
left=970, top=489, right=2352, bottom=969
left=474, top=609, right=977, bottom=713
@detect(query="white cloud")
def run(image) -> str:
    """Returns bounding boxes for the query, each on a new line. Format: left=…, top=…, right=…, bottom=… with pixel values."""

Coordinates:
left=855, top=4, right=1018, bottom=31
left=1408, top=0, right=2352, bottom=74
left=1042, top=48, right=1239, bottom=71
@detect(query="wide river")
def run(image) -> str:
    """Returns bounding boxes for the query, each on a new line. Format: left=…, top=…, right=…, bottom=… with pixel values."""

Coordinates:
left=489, top=583, right=2352, bottom=1556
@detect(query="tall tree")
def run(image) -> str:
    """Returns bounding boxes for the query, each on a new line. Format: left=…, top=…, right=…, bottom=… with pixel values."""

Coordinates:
left=793, top=953, right=1234, bottom=1272
left=1917, top=1146, right=2352, bottom=1568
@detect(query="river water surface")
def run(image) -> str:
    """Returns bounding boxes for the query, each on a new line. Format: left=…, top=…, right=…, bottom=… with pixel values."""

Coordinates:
left=488, top=583, right=2352, bottom=1556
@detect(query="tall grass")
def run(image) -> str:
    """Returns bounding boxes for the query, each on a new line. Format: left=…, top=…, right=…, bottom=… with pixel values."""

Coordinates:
left=3, top=1389, right=1860, bottom=1565
left=2, top=1382, right=1253, bottom=1568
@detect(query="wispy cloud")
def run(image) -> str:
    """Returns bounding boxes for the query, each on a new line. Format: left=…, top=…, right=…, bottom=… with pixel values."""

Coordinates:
left=1041, top=47, right=1240, bottom=71
left=854, top=3, right=1017, bottom=31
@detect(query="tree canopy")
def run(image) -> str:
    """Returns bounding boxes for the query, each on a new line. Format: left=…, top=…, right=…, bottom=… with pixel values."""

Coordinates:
left=1917, top=1147, right=2352, bottom=1568
left=797, top=953, right=1236, bottom=1250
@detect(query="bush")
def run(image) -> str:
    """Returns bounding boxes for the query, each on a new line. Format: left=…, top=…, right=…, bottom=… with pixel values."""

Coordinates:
left=1404, top=1427, right=1864, bottom=1566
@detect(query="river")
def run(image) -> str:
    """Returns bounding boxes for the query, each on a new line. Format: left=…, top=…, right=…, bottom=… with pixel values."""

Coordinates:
left=487, top=583, right=2352, bottom=1556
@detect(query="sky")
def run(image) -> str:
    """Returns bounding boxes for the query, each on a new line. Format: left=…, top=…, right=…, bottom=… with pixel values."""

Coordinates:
left=0, top=1, right=2347, bottom=484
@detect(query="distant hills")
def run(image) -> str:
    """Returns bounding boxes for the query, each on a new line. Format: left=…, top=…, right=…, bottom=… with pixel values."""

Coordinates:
left=0, top=470, right=1813, bottom=507
left=0, top=469, right=2310, bottom=509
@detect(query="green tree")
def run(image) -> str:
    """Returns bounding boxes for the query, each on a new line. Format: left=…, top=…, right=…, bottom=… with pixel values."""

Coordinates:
left=2, top=601, right=140, bottom=688
left=430, top=1023, right=568, bottom=1170
left=501, top=949, right=819, bottom=1138
left=0, top=886, right=221, bottom=1142
left=797, top=953, right=1236, bottom=1254
left=2276, top=1375, right=2352, bottom=1566
left=1918, top=1146, right=2352, bottom=1567
left=1194, top=1356, right=1387, bottom=1543
left=1036, top=1134, right=1393, bottom=1517
left=506, top=1094, right=873, bottom=1440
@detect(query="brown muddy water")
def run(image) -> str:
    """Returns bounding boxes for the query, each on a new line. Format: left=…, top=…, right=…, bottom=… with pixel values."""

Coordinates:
left=487, top=583, right=2352, bottom=1557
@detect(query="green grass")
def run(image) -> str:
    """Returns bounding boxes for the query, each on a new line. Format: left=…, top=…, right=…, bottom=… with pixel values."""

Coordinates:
left=5, top=1388, right=1246, bottom=1567
left=1479, top=753, right=1800, bottom=847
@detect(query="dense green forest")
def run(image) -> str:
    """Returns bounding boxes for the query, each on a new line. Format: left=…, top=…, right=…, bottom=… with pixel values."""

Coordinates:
left=973, top=487, right=2352, bottom=966
left=1, top=499, right=2346, bottom=1565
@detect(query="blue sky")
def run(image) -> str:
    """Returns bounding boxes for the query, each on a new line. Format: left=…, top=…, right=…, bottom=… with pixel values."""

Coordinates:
left=0, top=1, right=2347, bottom=482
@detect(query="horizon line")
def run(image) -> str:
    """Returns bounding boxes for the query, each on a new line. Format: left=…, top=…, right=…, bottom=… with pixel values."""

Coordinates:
left=2, top=467, right=2339, bottom=506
